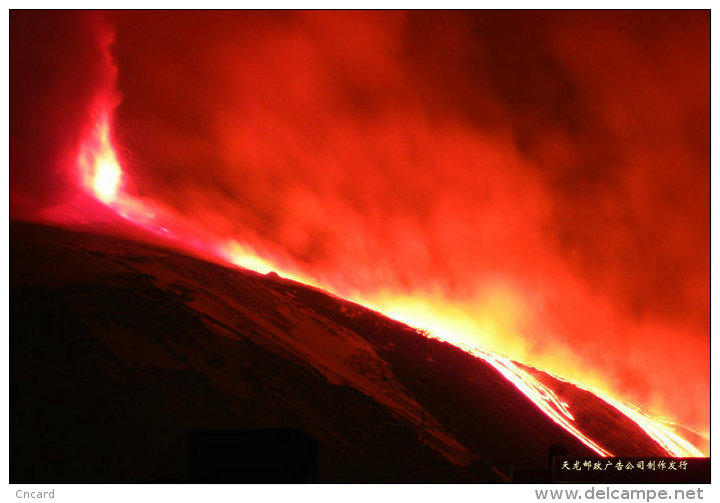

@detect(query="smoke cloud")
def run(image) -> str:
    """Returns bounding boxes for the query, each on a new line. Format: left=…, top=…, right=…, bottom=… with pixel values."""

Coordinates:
left=10, top=11, right=709, bottom=432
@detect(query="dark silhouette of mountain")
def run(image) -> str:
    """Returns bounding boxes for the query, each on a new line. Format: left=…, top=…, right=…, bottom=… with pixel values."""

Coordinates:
left=10, top=221, right=700, bottom=483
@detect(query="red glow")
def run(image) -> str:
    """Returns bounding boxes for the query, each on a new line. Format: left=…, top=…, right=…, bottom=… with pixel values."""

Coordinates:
left=12, top=11, right=709, bottom=458
left=68, top=105, right=706, bottom=457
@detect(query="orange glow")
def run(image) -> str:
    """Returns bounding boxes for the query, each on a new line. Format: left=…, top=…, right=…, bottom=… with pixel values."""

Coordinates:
left=41, top=10, right=707, bottom=461
left=478, top=352, right=705, bottom=458
left=224, top=241, right=280, bottom=275
left=588, top=389, right=704, bottom=457
left=70, top=106, right=708, bottom=458
left=355, top=293, right=707, bottom=457
left=471, top=348, right=612, bottom=457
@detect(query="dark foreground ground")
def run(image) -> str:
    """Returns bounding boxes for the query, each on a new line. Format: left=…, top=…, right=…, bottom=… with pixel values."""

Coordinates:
left=10, top=221, right=706, bottom=483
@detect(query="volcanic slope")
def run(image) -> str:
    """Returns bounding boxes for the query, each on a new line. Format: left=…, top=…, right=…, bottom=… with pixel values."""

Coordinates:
left=10, top=221, right=695, bottom=483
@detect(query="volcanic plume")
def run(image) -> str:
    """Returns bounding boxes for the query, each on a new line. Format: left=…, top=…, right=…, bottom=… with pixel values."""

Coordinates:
left=10, top=8, right=709, bottom=466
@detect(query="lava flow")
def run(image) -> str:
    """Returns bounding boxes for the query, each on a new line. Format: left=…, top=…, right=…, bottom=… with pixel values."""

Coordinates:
left=74, top=108, right=706, bottom=459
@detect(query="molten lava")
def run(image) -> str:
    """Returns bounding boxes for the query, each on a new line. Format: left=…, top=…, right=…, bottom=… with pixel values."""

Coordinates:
left=85, top=116, right=121, bottom=202
left=74, top=109, right=707, bottom=459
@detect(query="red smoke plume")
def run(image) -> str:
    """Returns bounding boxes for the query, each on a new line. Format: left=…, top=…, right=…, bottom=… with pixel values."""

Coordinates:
left=10, top=11, right=709, bottom=436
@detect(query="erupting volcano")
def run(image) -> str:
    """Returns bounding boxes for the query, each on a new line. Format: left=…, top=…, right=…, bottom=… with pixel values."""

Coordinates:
left=10, top=10, right=709, bottom=483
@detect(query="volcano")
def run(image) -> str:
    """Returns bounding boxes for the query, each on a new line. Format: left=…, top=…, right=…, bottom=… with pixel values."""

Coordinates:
left=10, top=220, right=707, bottom=483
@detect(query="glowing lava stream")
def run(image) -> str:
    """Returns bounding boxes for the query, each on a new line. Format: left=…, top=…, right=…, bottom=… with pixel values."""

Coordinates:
left=470, top=347, right=612, bottom=457
left=77, top=113, right=705, bottom=459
